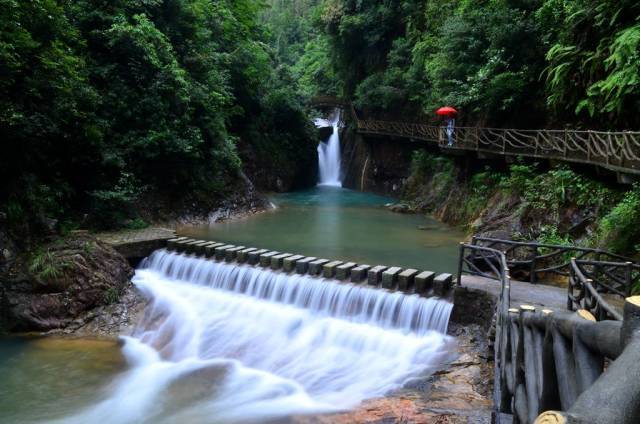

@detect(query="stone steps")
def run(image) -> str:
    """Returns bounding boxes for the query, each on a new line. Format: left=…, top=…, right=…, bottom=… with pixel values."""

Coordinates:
left=165, top=237, right=454, bottom=298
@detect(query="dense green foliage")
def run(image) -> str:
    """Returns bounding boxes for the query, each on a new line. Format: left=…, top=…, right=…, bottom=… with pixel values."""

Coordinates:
left=275, top=0, right=640, bottom=128
left=262, top=0, right=338, bottom=97
left=406, top=151, right=639, bottom=257
left=1, top=0, right=317, bottom=231
left=3, top=0, right=639, bottom=239
left=596, top=184, right=640, bottom=254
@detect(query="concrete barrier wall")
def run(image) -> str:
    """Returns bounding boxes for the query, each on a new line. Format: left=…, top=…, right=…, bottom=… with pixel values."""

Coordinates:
left=165, top=237, right=454, bottom=298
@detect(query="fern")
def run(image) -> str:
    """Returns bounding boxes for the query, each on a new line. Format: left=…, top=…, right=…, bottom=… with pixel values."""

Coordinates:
left=29, top=250, right=68, bottom=281
left=585, top=24, right=640, bottom=114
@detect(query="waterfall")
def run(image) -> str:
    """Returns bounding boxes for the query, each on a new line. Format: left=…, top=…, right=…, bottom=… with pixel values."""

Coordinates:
left=316, top=110, right=342, bottom=186
left=54, top=250, right=453, bottom=424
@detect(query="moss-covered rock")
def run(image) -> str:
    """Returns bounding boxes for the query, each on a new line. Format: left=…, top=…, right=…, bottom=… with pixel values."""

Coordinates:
left=1, top=234, right=134, bottom=332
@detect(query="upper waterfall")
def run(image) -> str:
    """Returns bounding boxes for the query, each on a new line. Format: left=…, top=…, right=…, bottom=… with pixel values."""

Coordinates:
left=315, top=110, right=342, bottom=186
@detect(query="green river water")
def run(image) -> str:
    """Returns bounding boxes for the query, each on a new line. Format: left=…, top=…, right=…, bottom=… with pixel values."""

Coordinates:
left=180, top=186, right=465, bottom=274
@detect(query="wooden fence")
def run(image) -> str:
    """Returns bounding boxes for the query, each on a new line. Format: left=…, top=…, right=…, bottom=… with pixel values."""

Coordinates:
left=469, top=236, right=638, bottom=284
left=568, top=259, right=640, bottom=321
left=355, top=119, right=640, bottom=174
left=458, top=243, right=640, bottom=424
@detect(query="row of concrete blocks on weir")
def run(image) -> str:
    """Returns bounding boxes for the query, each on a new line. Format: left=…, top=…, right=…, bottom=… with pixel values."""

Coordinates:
left=165, top=237, right=454, bottom=297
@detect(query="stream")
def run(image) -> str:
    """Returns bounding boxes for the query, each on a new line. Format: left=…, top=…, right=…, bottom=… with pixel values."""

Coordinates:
left=0, top=118, right=466, bottom=423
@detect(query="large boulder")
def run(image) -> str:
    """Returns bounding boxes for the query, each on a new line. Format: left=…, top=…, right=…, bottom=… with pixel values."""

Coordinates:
left=1, top=235, right=134, bottom=332
left=318, top=125, right=333, bottom=141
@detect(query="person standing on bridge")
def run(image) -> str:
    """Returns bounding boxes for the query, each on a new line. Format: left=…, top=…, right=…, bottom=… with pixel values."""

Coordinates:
left=436, top=106, right=458, bottom=146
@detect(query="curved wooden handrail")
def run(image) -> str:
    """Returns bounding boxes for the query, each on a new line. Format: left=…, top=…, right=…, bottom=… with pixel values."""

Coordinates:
left=324, top=105, right=640, bottom=173
left=470, top=236, right=638, bottom=284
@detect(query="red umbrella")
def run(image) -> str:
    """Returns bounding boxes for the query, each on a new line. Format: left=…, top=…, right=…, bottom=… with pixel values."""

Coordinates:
left=436, top=106, right=458, bottom=117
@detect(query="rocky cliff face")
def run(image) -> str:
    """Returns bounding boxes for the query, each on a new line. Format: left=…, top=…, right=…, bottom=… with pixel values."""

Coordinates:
left=238, top=131, right=319, bottom=193
left=339, top=131, right=603, bottom=247
left=341, top=128, right=419, bottom=197
left=0, top=234, right=137, bottom=333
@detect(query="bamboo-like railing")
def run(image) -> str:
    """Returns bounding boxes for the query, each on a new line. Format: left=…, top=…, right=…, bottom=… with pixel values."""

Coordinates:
left=309, top=96, right=349, bottom=107
left=470, top=236, right=638, bottom=284
left=568, top=258, right=640, bottom=321
left=468, top=236, right=639, bottom=320
left=355, top=119, right=640, bottom=174
left=458, top=243, right=640, bottom=424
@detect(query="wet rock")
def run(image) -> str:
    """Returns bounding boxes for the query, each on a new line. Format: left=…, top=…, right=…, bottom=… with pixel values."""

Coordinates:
left=387, top=203, right=412, bottom=214
left=451, top=287, right=497, bottom=331
left=293, top=324, right=494, bottom=424
left=318, top=126, right=333, bottom=141
left=418, top=224, right=440, bottom=231
left=1, top=234, right=135, bottom=333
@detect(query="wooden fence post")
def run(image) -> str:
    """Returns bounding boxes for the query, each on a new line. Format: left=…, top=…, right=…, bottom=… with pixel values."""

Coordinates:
left=625, top=262, right=633, bottom=297
left=457, top=242, right=464, bottom=286
left=621, top=296, right=640, bottom=348
left=530, top=245, right=539, bottom=284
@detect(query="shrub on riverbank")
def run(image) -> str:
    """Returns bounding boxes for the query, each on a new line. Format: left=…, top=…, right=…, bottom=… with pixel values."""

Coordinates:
left=403, top=151, right=638, bottom=258
left=595, top=184, right=640, bottom=254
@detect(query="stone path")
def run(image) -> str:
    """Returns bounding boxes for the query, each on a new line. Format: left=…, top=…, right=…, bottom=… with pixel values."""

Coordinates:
left=96, top=227, right=175, bottom=245
left=96, top=227, right=175, bottom=260
left=461, top=274, right=567, bottom=309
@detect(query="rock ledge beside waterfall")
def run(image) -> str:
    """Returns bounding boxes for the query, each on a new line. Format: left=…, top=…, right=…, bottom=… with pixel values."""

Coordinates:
left=0, top=234, right=141, bottom=335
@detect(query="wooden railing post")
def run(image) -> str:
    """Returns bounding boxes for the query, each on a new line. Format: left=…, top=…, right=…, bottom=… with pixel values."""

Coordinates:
left=625, top=262, right=633, bottom=297
left=530, top=245, right=539, bottom=284
left=457, top=242, right=464, bottom=286
left=621, top=296, right=640, bottom=348
left=568, top=260, right=577, bottom=311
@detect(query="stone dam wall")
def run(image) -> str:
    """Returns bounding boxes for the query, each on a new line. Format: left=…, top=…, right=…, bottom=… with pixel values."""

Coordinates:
left=165, top=237, right=455, bottom=299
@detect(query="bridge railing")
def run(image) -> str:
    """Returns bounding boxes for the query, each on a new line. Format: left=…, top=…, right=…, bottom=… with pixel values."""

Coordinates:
left=458, top=243, right=512, bottom=421
left=355, top=118, right=640, bottom=173
left=568, top=258, right=640, bottom=321
left=470, top=236, right=638, bottom=284
left=309, top=96, right=349, bottom=107
left=458, top=243, right=640, bottom=423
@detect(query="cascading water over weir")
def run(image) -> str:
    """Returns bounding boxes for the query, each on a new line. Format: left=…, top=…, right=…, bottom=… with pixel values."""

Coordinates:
left=54, top=248, right=454, bottom=424
left=315, top=110, right=342, bottom=186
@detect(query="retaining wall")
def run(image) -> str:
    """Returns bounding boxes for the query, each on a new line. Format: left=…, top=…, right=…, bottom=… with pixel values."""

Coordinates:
left=164, top=237, right=455, bottom=298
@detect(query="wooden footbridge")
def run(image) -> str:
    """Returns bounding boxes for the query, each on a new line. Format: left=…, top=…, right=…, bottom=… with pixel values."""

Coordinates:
left=311, top=97, right=640, bottom=176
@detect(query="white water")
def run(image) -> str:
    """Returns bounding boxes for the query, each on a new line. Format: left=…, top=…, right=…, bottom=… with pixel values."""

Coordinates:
left=315, top=111, right=342, bottom=186
left=53, top=250, right=453, bottom=424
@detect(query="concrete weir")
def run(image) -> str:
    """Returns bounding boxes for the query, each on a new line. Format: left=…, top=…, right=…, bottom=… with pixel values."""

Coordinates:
left=164, top=237, right=455, bottom=298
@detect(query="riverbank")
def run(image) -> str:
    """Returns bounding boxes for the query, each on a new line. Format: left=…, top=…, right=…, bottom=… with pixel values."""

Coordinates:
left=0, top=199, right=273, bottom=337
left=356, top=145, right=640, bottom=259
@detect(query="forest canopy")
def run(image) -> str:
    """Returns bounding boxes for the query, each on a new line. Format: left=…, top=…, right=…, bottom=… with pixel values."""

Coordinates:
left=2, top=0, right=639, bottom=233
left=273, top=0, right=640, bottom=129
left=1, top=0, right=316, bottom=231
